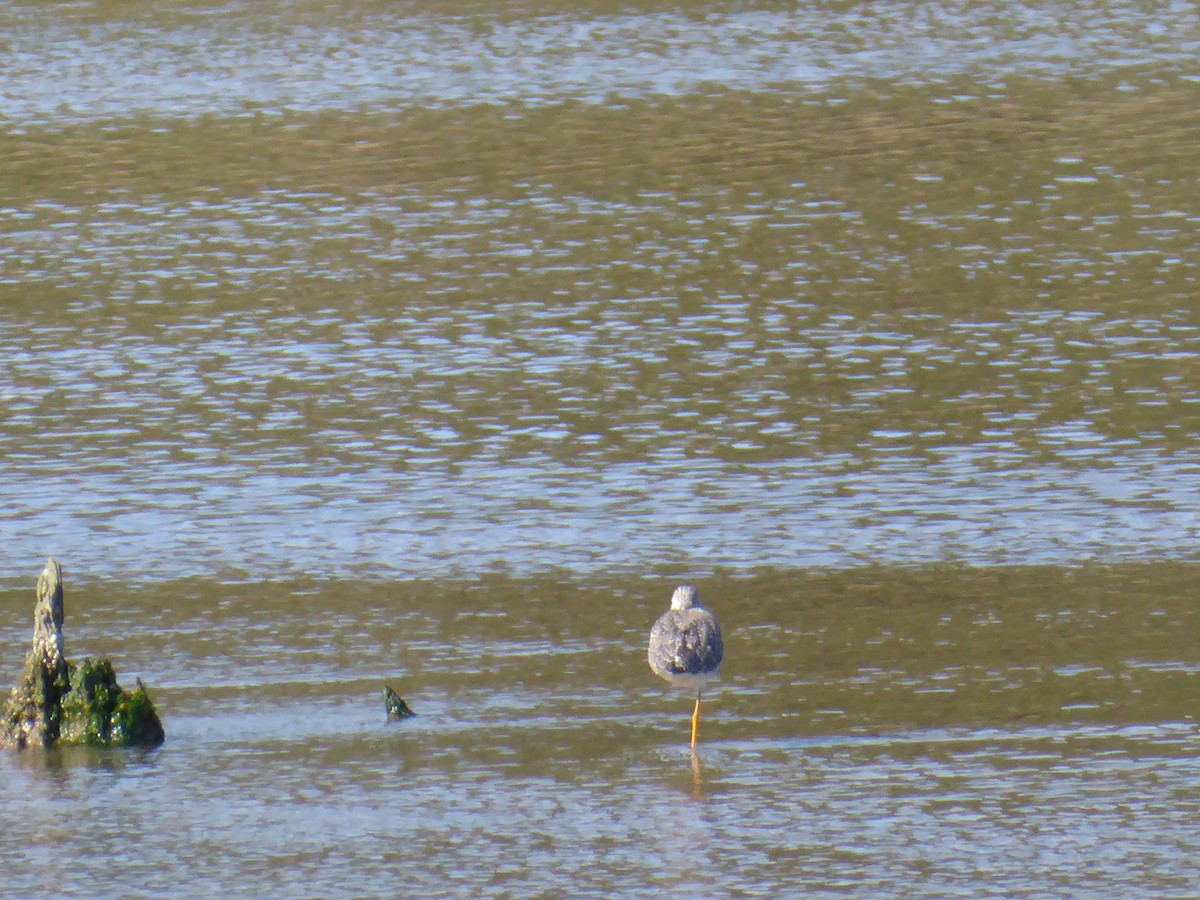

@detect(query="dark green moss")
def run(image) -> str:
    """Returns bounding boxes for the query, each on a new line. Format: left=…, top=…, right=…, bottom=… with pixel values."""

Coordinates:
left=111, top=683, right=165, bottom=747
left=58, top=658, right=164, bottom=748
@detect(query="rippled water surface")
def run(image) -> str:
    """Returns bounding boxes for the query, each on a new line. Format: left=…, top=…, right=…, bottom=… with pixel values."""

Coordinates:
left=3, top=1, right=1198, bottom=121
left=4, top=567, right=1200, bottom=897
left=4, top=127, right=1200, bottom=580
left=2, top=0, right=1200, bottom=896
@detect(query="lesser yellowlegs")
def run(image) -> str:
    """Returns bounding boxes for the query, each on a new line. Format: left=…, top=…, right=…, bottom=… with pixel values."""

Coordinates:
left=648, top=584, right=724, bottom=749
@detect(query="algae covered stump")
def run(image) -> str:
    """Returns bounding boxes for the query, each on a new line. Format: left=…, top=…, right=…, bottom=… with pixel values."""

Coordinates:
left=1, top=558, right=164, bottom=750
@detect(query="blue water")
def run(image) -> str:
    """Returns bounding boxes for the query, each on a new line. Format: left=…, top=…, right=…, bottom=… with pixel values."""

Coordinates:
left=1, top=2, right=1198, bottom=124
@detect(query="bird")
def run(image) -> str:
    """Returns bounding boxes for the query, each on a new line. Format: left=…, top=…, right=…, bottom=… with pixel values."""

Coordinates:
left=648, top=584, right=724, bottom=750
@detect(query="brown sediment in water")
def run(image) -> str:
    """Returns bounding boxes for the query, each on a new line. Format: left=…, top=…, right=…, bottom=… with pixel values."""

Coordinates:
left=0, top=73, right=1191, bottom=199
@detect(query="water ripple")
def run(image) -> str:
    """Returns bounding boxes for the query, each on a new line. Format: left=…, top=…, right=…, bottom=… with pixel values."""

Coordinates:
left=2, top=178, right=1199, bottom=581
left=1, top=2, right=1198, bottom=122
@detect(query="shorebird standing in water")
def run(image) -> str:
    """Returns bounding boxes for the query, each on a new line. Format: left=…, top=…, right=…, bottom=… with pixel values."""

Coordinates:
left=648, top=584, right=724, bottom=749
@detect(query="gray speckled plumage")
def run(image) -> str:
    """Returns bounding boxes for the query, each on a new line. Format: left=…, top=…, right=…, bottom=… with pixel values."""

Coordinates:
left=648, top=584, right=723, bottom=690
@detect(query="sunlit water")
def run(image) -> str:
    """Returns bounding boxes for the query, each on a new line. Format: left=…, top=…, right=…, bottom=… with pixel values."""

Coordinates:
left=3, top=568, right=1200, bottom=897
left=2, top=1, right=1200, bottom=896
left=2, top=187, right=1198, bottom=582
left=2, top=1, right=1198, bottom=122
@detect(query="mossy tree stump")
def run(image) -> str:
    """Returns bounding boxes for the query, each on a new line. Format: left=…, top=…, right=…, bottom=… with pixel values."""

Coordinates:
left=1, top=559, right=164, bottom=750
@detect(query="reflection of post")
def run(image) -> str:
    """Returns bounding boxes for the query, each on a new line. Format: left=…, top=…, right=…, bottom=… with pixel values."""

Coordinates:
left=690, top=749, right=704, bottom=798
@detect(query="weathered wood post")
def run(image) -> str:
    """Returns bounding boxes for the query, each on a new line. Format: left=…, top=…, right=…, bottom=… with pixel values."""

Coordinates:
left=3, top=559, right=70, bottom=748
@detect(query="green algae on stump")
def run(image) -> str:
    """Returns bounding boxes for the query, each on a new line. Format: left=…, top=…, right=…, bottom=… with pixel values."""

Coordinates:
left=58, top=658, right=165, bottom=748
left=1, top=559, right=164, bottom=750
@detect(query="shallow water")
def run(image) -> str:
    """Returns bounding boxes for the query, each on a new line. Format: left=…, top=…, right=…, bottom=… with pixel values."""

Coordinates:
left=3, top=567, right=1200, bottom=897
left=1, top=0, right=1200, bottom=896
left=2, top=143, right=1199, bottom=580
left=3, top=1, right=1197, bottom=122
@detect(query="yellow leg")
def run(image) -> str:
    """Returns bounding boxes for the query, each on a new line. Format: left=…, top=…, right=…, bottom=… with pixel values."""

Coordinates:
left=690, top=692, right=702, bottom=749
